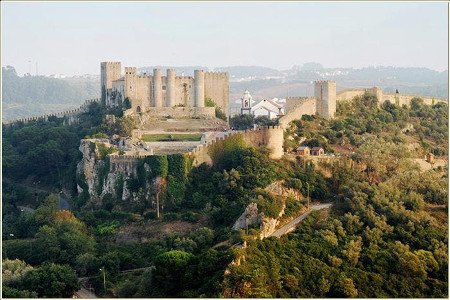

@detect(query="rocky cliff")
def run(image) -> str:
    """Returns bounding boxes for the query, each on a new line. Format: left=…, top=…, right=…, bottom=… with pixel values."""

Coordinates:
left=231, top=181, right=302, bottom=239
left=76, top=139, right=156, bottom=211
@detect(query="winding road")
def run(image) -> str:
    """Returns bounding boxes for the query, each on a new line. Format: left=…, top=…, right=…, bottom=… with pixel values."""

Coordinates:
left=269, top=203, right=333, bottom=238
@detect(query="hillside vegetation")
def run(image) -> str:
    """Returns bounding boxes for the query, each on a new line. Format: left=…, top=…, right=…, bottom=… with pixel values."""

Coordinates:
left=222, top=94, right=448, bottom=297
left=2, top=93, right=448, bottom=298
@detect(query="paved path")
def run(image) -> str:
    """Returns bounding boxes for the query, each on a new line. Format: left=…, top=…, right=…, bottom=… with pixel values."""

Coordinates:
left=269, top=203, right=333, bottom=238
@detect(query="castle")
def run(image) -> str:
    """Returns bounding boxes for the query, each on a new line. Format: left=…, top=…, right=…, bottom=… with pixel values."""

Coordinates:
left=281, top=80, right=447, bottom=127
left=101, top=62, right=229, bottom=116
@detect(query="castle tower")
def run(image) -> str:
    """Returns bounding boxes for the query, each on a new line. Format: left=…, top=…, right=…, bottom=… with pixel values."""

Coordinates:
left=314, top=80, right=336, bottom=119
left=124, top=67, right=138, bottom=110
left=369, top=87, right=384, bottom=105
left=194, top=70, right=205, bottom=107
left=101, top=62, right=121, bottom=106
left=166, top=69, right=176, bottom=107
left=153, top=69, right=163, bottom=107
left=265, top=126, right=284, bottom=159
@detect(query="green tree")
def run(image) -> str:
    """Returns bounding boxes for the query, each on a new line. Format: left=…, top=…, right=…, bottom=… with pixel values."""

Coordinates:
left=152, top=250, right=194, bottom=296
left=21, top=263, right=80, bottom=298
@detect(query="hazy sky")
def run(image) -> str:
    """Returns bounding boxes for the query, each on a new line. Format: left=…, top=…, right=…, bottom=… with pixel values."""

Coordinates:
left=2, top=1, right=448, bottom=76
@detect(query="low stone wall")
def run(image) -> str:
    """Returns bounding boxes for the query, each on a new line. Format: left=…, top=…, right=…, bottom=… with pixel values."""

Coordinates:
left=125, top=106, right=215, bottom=119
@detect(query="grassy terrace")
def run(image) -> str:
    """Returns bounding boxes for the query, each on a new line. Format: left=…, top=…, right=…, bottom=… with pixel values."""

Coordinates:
left=141, top=133, right=203, bottom=142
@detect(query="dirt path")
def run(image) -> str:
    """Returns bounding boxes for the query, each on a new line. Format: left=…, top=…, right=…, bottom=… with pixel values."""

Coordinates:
left=74, top=287, right=97, bottom=298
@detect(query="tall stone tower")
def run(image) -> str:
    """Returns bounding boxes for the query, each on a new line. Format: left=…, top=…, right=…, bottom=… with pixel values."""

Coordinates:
left=101, top=62, right=121, bottom=105
left=314, top=80, right=336, bottom=119
left=194, top=70, right=205, bottom=107
left=124, top=67, right=138, bottom=110
left=153, top=69, right=163, bottom=107
left=368, top=87, right=384, bottom=105
left=166, top=69, right=176, bottom=107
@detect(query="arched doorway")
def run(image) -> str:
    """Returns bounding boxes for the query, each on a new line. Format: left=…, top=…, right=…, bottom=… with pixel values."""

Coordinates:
left=136, top=106, right=141, bottom=113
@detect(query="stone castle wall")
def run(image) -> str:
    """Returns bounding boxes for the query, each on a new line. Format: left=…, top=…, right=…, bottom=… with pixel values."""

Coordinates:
left=104, top=62, right=229, bottom=116
left=174, top=76, right=195, bottom=107
left=382, top=93, right=446, bottom=106
left=3, top=98, right=100, bottom=126
left=188, top=126, right=284, bottom=166
left=280, top=97, right=317, bottom=128
left=336, top=87, right=446, bottom=107
left=204, top=72, right=229, bottom=115
left=109, top=154, right=146, bottom=174
left=125, top=106, right=215, bottom=120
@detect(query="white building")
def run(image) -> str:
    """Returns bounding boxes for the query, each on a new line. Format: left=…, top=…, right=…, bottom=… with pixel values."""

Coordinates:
left=251, top=98, right=284, bottom=119
left=236, top=90, right=285, bottom=119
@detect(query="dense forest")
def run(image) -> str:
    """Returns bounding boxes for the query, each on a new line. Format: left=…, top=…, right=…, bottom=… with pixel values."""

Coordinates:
left=2, top=93, right=448, bottom=297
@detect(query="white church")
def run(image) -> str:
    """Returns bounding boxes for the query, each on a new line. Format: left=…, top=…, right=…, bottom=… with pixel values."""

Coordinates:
left=239, top=90, right=285, bottom=119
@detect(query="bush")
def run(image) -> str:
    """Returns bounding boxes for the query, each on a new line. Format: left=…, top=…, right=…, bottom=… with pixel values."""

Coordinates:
left=163, top=213, right=179, bottom=222
left=181, top=211, right=201, bottom=222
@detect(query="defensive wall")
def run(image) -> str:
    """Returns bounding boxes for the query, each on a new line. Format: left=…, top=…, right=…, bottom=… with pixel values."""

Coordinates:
left=187, top=126, right=284, bottom=166
left=104, top=126, right=284, bottom=173
left=109, top=153, right=149, bottom=174
left=3, top=98, right=100, bottom=126
left=124, top=106, right=215, bottom=119
left=336, top=87, right=446, bottom=106
left=281, top=83, right=447, bottom=132
left=279, top=97, right=316, bottom=128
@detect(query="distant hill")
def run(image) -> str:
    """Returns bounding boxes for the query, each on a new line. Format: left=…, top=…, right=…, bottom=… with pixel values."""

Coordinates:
left=138, top=66, right=207, bottom=77
left=214, top=66, right=281, bottom=79
left=2, top=66, right=99, bottom=121
left=138, top=65, right=281, bottom=79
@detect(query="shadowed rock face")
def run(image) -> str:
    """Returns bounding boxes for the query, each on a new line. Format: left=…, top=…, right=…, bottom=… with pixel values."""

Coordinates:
left=232, top=202, right=260, bottom=231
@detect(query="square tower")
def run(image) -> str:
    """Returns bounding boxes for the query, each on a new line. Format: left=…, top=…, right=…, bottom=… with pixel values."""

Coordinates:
left=101, top=62, right=122, bottom=105
left=314, top=80, right=336, bottom=119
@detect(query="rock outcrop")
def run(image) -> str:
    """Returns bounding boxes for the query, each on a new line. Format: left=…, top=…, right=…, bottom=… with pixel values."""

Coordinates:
left=231, top=180, right=302, bottom=238
left=76, top=138, right=156, bottom=209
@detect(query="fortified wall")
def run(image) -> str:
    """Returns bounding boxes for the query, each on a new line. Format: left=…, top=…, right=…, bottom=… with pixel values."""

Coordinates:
left=336, top=87, right=446, bottom=106
left=2, top=98, right=100, bottom=126
left=280, top=80, right=336, bottom=128
left=188, top=126, right=284, bottom=166
left=124, top=106, right=215, bottom=119
left=109, top=154, right=149, bottom=174
left=281, top=81, right=447, bottom=130
left=280, top=97, right=316, bottom=128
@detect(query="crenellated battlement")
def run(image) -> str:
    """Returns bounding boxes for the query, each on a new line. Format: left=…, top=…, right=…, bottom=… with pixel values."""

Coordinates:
left=102, top=61, right=121, bottom=65
left=125, top=67, right=137, bottom=75
left=205, top=71, right=229, bottom=78
left=314, top=80, right=336, bottom=84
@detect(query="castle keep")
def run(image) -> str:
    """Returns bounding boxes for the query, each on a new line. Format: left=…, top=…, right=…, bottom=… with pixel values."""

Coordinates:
left=101, top=62, right=229, bottom=116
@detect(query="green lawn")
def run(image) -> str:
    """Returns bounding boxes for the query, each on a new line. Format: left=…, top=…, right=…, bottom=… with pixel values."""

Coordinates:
left=141, top=133, right=203, bottom=142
